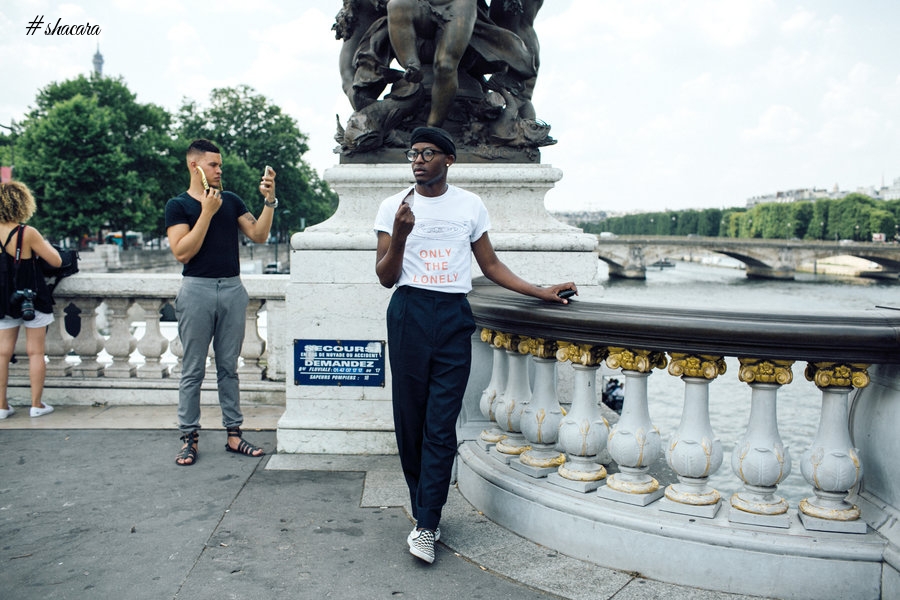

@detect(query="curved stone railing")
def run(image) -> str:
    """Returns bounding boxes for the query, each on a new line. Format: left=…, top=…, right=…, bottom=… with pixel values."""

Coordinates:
left=457, top=281, right=900, bottom=600
left=6, top=273, right=287, bottom=407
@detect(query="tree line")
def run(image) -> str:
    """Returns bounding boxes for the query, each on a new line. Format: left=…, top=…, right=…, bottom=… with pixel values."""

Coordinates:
left=581, top=193, right=900, bottom=242
left=0, top=75, right=338, bottom=247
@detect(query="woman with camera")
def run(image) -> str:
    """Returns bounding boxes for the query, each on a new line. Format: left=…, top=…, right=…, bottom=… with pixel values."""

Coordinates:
left=0, top=182, right=61, bottom=419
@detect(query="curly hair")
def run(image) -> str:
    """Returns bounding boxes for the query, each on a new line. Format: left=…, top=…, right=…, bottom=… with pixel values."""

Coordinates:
left=0, top=181, right=37, bottom=224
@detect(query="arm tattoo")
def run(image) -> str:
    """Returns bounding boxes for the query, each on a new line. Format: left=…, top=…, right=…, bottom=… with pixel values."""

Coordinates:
left=242, top=213, right=258, bottom=225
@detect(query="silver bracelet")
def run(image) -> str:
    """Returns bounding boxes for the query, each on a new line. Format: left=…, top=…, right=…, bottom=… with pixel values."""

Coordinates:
left=264, top=198, right=279, bottom=208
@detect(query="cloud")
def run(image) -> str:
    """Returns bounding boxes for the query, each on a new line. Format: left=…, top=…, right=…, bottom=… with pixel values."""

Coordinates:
left=1, top=0, right=899, bottom=214
left=676, top=0, right=776, bottom=48
left=780, top=8, right=817, bottom=34
left=741, top=105, right=806, bottom=144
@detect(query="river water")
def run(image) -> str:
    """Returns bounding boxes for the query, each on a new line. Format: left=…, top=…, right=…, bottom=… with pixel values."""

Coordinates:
left=591, top=259, right=900, bottom=504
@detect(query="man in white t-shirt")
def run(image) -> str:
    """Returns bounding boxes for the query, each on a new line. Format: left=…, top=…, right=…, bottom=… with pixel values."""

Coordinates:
left=374, top=126, right=577, bottom=564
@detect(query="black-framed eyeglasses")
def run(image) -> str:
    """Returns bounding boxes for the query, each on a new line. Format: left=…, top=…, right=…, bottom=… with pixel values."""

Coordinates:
left=405, top=148, right=444, bottom=162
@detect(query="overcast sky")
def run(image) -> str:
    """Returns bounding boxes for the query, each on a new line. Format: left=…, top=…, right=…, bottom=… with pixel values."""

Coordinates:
left=2, top=0, right=899, bottom=214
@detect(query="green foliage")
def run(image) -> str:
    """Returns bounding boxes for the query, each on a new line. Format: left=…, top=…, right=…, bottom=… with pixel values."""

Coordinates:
left=175, top=85, right=336, bottom=237
left=15, top=74, right=177, bottom=241
left=592, top=193, right=899, bottom=242
left=18, top=95, right=129, bottom=238
left=582, top=207, right=734, bottom=237
left=12, top=76, right=336, bottom=245
left=0, top=130, right=13, bottom=167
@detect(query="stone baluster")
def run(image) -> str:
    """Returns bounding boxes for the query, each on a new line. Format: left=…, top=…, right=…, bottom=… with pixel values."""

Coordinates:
left=599, top=347, right=667, bottom=505
left=478, top=329, right=508, bottom=450
left=44, top=301, right=73, bottom=377
left=661, top=353, right=726, bottom=517
left=169, top=332, right=184, bottom=377
left=135, top=298, right=170, bottom=378
left=798, top=362, right=869, bottom=534
left=729, top=358, right=793, bottom=527
left=262, top=297, right=286, bottom=381
left=70, top=298, right=106, bottom=377
left=549, top=342, right=610, bottom=492
left=103, top=298, right=136, bottom=378
left=238, top=298, right=266, bottom=379
left=492, top=334, right=532, bottom=460
left=514, top=337, right=565, bottom=477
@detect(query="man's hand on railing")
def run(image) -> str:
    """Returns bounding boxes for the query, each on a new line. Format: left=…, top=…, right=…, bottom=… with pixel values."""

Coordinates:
left=543, top=283, right=578, bottom=304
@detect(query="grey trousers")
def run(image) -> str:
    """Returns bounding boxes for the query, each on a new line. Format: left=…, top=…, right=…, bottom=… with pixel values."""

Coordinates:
left=175, top=276, right=249, bottom=434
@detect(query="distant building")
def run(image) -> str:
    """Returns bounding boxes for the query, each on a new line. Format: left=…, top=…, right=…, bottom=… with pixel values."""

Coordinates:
left=744, top=178, right=900, bottom=206
left=92, top=45, right=104, bottom=76
left=883, top=177, right=900, bottom=201
left=746, top=188, right=832, bottom=207
left=551, top=210, right=609, bottom=227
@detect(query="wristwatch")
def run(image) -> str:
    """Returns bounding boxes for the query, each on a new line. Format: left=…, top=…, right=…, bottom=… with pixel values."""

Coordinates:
left=265, top=197, right=279, bottom=208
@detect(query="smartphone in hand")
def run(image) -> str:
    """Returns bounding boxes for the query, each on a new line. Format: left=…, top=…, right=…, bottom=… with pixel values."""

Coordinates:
left=196, top=166, right=210, bottom=191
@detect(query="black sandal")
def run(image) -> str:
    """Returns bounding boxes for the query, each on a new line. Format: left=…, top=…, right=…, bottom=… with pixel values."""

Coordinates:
left=175, top=431, right=199, bottom=466
left=225, top=427, right=265, bottom=457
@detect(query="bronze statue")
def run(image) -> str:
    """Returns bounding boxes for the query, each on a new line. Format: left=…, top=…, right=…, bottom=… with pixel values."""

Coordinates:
left=333, top=0, right=555, bottom=162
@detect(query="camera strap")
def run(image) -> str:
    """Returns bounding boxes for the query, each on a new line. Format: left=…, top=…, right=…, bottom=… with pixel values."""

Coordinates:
left=0, top=228, right=13, bottom=288
left=7, top=225, right=25, bottom=292
left=13, top=225, right=23, bottom=265
left=2, top=227, right=17, bottom=256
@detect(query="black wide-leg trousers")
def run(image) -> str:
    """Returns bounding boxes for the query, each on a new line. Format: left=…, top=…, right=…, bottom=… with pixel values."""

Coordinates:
left=386, top=285, right=476, bottom=531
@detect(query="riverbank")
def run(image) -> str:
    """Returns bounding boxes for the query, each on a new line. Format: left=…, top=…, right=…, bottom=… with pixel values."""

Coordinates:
left=671, top=251, right=886, bottom=277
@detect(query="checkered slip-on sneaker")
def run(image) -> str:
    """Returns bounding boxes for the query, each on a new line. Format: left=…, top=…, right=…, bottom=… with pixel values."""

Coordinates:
left=408, top=528, right=436, bottom=564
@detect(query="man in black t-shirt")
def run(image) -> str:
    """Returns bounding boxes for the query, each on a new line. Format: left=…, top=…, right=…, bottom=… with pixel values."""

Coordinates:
left=165, top=139, right=279, bottom=466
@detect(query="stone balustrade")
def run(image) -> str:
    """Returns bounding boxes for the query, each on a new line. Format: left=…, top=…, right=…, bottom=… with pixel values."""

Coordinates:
left=9, top=268, right=900, bottom=597
left=6, top=273, right=287, bottom=407
left=456, top=281, right=900, bottom=600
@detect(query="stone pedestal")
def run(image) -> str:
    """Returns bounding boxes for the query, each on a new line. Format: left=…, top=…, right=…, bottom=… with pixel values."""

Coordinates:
left=278, top=163, right=599, bottom=454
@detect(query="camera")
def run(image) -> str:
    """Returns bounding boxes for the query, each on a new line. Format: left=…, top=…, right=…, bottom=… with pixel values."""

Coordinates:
left=10, top=289, right=36, bottom=321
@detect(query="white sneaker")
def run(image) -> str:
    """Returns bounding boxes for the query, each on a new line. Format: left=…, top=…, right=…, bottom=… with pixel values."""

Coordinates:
left=0, top=406, right=14, bottom=419
left=30, top=404, right=54, bottom=418
left=408, top=528, right=435, bottom=564
left=407, top=526, right=440, bottom=546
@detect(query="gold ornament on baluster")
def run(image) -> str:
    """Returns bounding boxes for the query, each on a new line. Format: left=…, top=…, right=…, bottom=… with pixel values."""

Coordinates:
left=804, top=362, right=870, bottom=389
left=738, top=358, right=794, bottom=385
left=668, top=353, right=726, bottom=379
left=480, top=328, right=495, bottom=344
left=556, top=342, right=608, bottom=366
left=492, top=331, right=516, bottom=352
left=520, top=337, right=558, bottom=360
left=607, top=347, right=667, bottom=373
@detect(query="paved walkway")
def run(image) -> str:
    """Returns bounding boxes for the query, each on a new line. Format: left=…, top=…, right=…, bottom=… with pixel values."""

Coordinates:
left=0, top=405, right=763, bottom=600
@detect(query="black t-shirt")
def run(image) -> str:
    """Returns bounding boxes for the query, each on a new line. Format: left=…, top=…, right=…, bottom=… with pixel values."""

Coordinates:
left=164, top=191, right=249, bottom=278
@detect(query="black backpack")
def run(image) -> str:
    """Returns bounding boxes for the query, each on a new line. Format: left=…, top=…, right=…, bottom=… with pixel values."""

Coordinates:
left=9, top=226, right=80, bottom=297
left=38, top=244, right=80, bottom=296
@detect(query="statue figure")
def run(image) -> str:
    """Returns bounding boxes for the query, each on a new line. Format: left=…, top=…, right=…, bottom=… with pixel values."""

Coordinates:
left=488, top=0, right=543, bottom=120
left=333, top=0, right=555, bottom=161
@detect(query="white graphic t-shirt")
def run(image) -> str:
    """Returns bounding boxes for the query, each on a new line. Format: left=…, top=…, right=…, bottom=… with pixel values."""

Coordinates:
left=374, top=185, right=491, bottom=294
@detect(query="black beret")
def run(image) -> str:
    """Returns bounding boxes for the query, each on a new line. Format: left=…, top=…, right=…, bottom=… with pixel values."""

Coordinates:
left=410, top=126, right=456, bottom=157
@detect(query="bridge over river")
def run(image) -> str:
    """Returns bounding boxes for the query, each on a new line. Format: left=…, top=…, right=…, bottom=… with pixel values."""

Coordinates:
left=598, top=235, right=900, bottom=279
